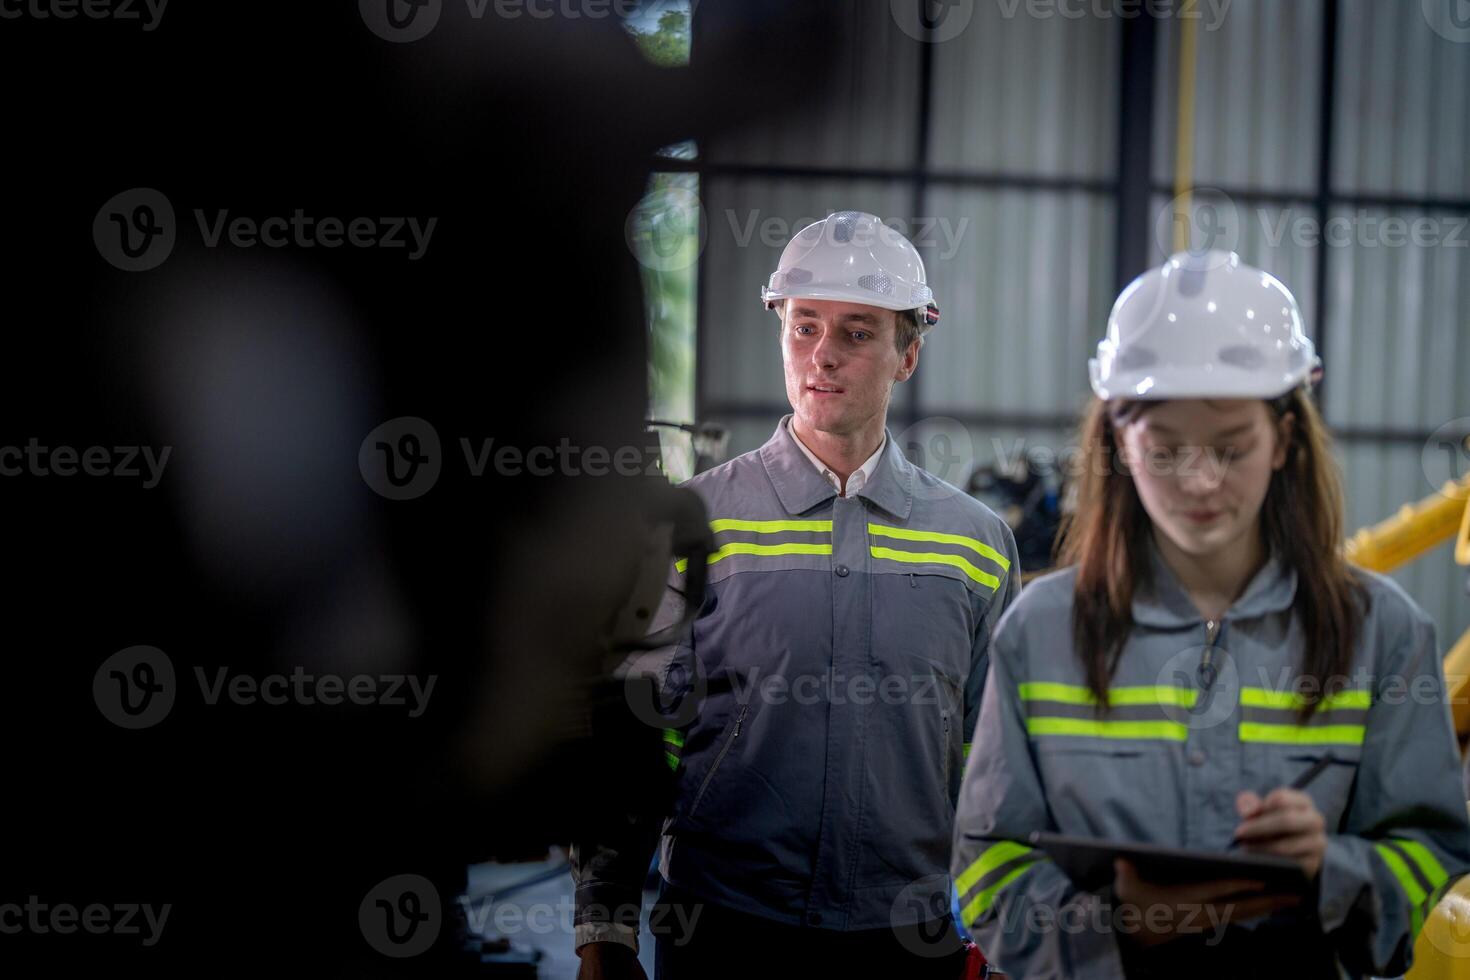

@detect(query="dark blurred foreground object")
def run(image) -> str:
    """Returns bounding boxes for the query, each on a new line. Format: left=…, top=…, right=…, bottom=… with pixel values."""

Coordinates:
left=0, top=0, right=836, bottom=973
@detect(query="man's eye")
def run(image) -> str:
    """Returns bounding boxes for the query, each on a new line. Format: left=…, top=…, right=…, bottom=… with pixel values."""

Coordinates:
left=851, top=331, right=869, bottom=341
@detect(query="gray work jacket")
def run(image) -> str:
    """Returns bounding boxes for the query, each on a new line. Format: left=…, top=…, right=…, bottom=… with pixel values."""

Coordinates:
left=951, top=540, right=1470, bottom=978
left=572, top=415, right=1021, bottom=950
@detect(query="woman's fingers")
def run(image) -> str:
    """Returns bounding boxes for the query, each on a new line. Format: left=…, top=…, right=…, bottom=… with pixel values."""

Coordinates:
left=1233, top=798, right=1324, bottom=844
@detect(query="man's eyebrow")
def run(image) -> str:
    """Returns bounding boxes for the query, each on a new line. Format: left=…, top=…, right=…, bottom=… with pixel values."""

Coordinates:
left=789, top=307, right=881, bottom=326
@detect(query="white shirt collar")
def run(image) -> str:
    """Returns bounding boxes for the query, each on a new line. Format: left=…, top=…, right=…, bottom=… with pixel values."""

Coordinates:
left=787, top=419, right=886, bottom=498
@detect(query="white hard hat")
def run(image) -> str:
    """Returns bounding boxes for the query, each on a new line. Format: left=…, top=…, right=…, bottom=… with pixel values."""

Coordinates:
left=761, top=211, right=940, bottom=330
left=1089, top=249, right=1320, bottom=401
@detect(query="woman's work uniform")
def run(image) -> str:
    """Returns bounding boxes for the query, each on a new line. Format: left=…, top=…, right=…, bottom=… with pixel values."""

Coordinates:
left=950, top=540, right=1470, bottom=978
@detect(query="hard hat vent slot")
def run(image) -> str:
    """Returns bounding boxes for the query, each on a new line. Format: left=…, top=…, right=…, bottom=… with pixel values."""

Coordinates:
left=784, top=268, right=813, bottom=285
left=1217, top=345, right=1266, bottom=370
left=1115, top=346, right=1158, bottom=371
left=830, top=211, right=860, bottom=243
left=858, top=273, right=893, bottom=296
left=1177, top=267, right=1208, bottom=297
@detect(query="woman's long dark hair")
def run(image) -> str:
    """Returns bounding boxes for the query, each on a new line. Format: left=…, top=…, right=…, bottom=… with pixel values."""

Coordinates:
left=1056, top=389, right=1366, bottom=721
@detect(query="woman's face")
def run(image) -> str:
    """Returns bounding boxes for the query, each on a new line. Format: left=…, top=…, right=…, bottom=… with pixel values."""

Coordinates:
left=1116, top=399, right=1293, bottom=559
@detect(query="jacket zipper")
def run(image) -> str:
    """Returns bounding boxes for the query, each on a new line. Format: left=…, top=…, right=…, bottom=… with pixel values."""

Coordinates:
left=1198, top=619, right=1220, bottom=690
left=942, top=711, right=952, bottom=788
left=690, top=703, right=749, bottom=815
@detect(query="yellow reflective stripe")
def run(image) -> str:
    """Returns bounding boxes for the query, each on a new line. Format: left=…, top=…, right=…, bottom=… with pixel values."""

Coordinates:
left=1392, top=838, right=1451, bottom=891
left=1027, top=717, right=1189, bottom=741
left=664, top=750, right=679, bottom=771
left=662, top=729, right=684, bottom=748
left=962, top=742, right=971, bottom=762
left=1376, top=843, right=1429, bottom=938
left=867, top=523, right=1011, bottom=571
left=709, top=518, right=832, bottom=533
left=1237, top=722, right=1366, bottom=746
left=960, top=861, right=1039, bottom=928
left=1019, top=682, right=1197, bottom=708
left=869, top=546, right=999, bottom=590
left=955, top=840, right=1035, bottom=896
left=676, top=542, right=833, bottom=573
left=1240, top=687, right=1371, bottom=711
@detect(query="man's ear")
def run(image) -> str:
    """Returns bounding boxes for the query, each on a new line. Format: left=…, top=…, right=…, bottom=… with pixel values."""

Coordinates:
left=1271, top=411, right=1296, bottom=470
left=893, top=338, right=920, bottom=383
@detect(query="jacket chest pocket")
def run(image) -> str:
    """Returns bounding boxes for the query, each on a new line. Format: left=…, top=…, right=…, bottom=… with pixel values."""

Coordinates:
left=870, top=567, right=974, bottom=693
left=1035, top=742, right=1181, bottom=841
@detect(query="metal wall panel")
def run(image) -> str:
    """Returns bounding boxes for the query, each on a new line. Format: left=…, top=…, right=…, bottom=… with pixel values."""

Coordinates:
left=927, top=3, right=1119, bottom=178
left=1321, top=209, right=1470, bottom=430
left=1334, top=0, right=1470, bottom=199
left=700, top=2, right=922, bottom=170
left=920, top=186, right=1116, bottom=417
left=1151, top=0, right=1324, bottom=194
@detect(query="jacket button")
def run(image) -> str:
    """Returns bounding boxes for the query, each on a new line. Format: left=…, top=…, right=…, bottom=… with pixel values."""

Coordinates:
left=1188, top=750, right=1207, bottom=766
left=806, top=911, right=823, bottom=925
left=834, top=565, right=850, bottom=577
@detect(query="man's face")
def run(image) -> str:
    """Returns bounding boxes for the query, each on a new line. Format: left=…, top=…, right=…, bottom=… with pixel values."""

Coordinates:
left=1116, top=398, right=1292, bottom=559
left=780, top=299, right=919, bottom=438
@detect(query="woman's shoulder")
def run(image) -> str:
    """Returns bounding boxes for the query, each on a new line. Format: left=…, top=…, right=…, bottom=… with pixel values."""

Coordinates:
left=994, top=565, right=1079, bottom=639
left=1349, top=565, right=1440, bottom=643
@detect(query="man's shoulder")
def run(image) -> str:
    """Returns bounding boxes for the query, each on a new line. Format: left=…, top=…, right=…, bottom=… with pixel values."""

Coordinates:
left=905, top=465, right=1012, bottom=544
left=678, top=445, right=773, bottom=500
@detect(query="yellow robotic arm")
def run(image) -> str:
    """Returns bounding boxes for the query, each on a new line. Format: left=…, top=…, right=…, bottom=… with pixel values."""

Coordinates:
left=1346, top=474, right=1470, bottom=979
left=1345, top=475, right=1470, bottom=736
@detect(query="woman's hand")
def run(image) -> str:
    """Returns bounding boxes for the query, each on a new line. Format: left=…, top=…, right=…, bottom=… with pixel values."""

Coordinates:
left=1232, top=787, right=1329, bottom=880
left=1112, top=859, right=1300, bottom=949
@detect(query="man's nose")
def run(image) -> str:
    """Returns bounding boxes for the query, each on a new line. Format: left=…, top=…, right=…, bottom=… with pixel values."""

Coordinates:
left=810, top=327, right=841, bottom=370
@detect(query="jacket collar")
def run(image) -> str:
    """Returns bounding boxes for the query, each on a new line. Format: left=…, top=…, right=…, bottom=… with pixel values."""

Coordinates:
left=1132, top=531, right=1298, bottom=628
left=760, top=415, right=913, bottom=521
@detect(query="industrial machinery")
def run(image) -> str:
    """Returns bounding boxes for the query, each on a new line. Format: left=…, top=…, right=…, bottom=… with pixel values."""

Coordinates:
left=1344, top=471, right=1470, bottom=978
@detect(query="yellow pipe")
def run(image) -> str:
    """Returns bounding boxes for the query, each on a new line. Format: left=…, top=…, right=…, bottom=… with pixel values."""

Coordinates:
left=1444, top=626, right=1470, bottom=738
left=1458, top=483, right=1470, bottom=565
left=1172, top=1, right=1199, bottom=253
left=1343, top=477, right=1470, bottom=574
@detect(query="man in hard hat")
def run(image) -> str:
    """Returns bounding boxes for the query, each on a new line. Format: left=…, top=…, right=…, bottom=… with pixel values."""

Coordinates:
left=572, top=211, right=1021, bottom=978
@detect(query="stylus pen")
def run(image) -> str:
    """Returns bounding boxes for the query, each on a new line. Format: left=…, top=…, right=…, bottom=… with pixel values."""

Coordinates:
left=1226, top=754, right=1336, bottom=850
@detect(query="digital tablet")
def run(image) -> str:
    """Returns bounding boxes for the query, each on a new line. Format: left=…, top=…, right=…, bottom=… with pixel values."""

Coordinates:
left=1027, top=832, right=1310, bottom=895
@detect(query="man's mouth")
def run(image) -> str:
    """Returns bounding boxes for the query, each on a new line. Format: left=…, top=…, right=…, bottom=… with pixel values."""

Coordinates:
left=807, top=383, right=844, bottom=396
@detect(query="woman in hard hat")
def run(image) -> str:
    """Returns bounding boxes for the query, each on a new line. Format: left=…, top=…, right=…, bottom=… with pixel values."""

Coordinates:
left=949, top=250, right=1470, bottom=978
